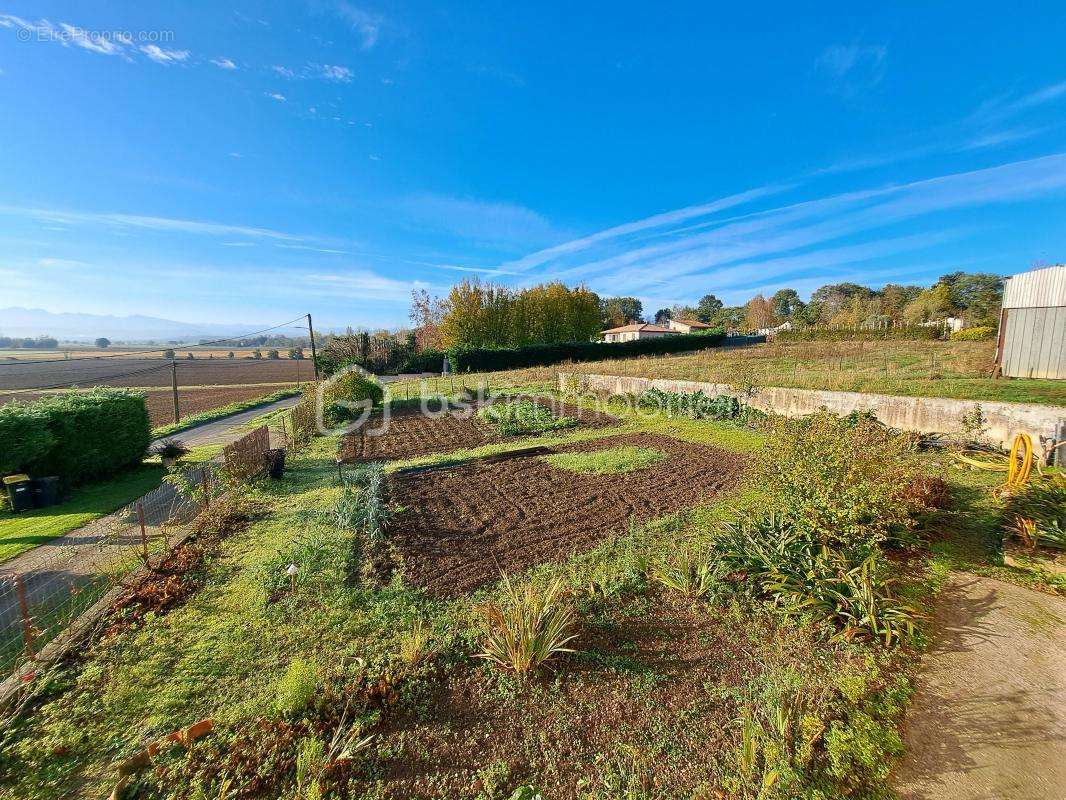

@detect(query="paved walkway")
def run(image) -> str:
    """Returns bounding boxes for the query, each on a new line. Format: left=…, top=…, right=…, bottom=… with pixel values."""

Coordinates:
left=163, top=394, right=301, bottom=447
left=893, top=574, right=1066, bottom=800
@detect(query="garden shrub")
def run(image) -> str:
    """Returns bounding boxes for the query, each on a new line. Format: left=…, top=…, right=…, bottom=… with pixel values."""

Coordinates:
left=950, top=326, right=996, bottom=341
left=754, top=411, right=921, bottom=549
left=776, top=327, right=941, bottom=342
left=1, top=389, right=150, bottom=485
left=638, top=388, right=739, bottom=421
left=449, top=330, right=725, bottom=372
left=316, top=369, right=384, bottom=426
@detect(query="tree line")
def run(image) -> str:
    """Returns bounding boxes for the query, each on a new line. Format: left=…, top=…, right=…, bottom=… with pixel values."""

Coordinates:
left=0, top=335, right=59, bottom=349
left=407, top=272, right=1003, bottom=352
left=411, top=280, right=603, bottom=349
left=623, top=272, right=1003, bottom=332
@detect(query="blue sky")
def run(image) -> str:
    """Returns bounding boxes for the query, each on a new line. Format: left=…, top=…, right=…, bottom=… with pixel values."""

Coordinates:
left=1, top=2, right=1065, bottom=331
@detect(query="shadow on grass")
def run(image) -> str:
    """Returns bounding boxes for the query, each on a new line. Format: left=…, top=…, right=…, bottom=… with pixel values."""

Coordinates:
left=0, top=463, right=167, bottom=562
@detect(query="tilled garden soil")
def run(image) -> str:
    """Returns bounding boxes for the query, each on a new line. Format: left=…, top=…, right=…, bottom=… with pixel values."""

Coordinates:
left=388, top=432, right=745, bottom=595
left=338, top=397, right=615, bottom=463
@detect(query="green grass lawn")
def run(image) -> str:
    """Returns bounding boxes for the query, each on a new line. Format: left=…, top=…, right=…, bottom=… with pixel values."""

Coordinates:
left=0, top=463, right=167, bottom=563
left=543, top=444, right=667, bottom=474
left=0, top=444, right=227, bottom=564
left=388, top=339, right=1065, bottom=406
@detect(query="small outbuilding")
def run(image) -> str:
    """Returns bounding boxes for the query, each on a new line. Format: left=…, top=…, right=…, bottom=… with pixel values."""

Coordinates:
left=996, top=265, right=1066, bottom=379
left=666, top=318, right=714, bottom=334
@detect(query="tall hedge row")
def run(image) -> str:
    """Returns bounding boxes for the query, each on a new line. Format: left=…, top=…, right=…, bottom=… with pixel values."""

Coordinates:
left=775, top=327, right=942, bottom=342
left=449, top=330, right=726, bottom=372
left=0, top=389, right=151, bottom=485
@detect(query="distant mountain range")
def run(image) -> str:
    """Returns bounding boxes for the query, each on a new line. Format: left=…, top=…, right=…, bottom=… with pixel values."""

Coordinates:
left=0, top=307, right=257, bottom=343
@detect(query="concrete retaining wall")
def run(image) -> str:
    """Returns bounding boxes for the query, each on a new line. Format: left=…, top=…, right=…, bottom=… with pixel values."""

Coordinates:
left=559, top=372, right=1066, bottom=456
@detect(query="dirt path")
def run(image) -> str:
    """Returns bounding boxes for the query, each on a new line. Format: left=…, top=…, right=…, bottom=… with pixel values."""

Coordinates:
left=893, top=574, right=1066, bottom=800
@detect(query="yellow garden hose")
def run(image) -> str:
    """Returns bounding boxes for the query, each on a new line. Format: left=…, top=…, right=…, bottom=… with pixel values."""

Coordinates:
left=953, top=432, right=1036, bottom=498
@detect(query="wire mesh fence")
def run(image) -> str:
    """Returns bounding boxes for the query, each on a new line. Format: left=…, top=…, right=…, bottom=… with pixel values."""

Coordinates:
left=0, top=424, right=278, bottom=682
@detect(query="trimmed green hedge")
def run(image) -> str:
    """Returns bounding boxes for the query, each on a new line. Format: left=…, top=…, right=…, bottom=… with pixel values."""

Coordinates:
left=0, top=389, right=151, bottom=485
left=449, top=330, right=725, bottom=372
left=398, top=348, right=446, bottom=374
left=776, top=327, right=942, bottom=342
left=951, top=326, right=996, bottom=341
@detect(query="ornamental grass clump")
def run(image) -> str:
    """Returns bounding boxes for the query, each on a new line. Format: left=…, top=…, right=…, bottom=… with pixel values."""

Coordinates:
left=715, top=515, right=918, bottom=646
left=477, top=575, right=578, bottom=676
left=652, top=546, right=720, bottom=598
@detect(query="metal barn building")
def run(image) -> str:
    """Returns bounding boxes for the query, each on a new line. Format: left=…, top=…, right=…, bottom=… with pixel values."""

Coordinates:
left=996, top=265, right=1066, bottom=379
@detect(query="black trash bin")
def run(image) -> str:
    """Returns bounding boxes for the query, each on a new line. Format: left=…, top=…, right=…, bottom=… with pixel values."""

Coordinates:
left=3, top=474, right=35, bottom=513
left=265, top=448, right=286, bottom=479
left=32, top=476, right=61, bottom=508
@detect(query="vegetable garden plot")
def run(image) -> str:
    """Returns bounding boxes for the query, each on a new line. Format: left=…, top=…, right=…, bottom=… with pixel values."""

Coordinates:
left=338, top=397, right=614, bottom=463
left=388, top=432, right=745, bottom=595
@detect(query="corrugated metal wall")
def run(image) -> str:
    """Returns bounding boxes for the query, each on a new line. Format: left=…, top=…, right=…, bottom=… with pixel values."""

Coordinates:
left=1000, top=306, right=1066, bottom=379
left=1002, top=265, right=1066, bottom=309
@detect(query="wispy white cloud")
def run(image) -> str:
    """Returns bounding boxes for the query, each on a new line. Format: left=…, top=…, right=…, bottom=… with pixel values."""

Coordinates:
left=970, top=79, right=1066, bottom=126
left=272, top=64, right=295, bottom=78
left=266, top=92, right=287, bottom=102
left=399, top=194, right=568, bottom=250
left=0, top=204, right=306, bottom=241
left=140, top=44, right=189, bottom=65
left=499, top=153, right=1066, bottom=303
left=330, top=2, right=384, bottom=50
left=301, top=270, right=427, bottom=302
left=814, top=42, right=887, bottom=96
left=0, top=15, right=130, bottom=57
left=211, top=57, right=237, bottom=70
left=38, top=257, right=90, bottom=268
left=501, top=184, right=790, bottom=274
left=276, top=244, right=350, bottom=255
left=318, top=64, right=353, bottom=82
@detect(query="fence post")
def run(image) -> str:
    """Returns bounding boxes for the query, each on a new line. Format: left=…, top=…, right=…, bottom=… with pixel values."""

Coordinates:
left=13, top=574, right=35, bottom=658
left=137, top=501, right=149, bottom=560
left=171, top=360, right=180, bottom=424
left=202, top=470, right=211, bottom=509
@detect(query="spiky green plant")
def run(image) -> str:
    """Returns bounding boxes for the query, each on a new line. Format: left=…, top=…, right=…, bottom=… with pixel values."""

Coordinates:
left=652, top=548, right=719, bottom=598
left=477, top=575, right=578, bottom=676
left=715, top=515, right=918, bottom=646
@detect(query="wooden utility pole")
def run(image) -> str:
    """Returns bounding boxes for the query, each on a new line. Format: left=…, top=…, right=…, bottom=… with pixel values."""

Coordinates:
left=171, top=360, right=180, bottom=424
left=307, top=314, right=320, bottom=380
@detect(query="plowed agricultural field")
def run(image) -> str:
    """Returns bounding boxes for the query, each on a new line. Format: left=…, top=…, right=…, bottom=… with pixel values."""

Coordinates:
left=0, top=357, right=309, bottom=427
left=388, top=432, right=744, bottom=595
left=2, top=384, right=295, bottom=427
left=0, top=357, right=309, bottom=391
left=338, top=398, right=615, bottom=463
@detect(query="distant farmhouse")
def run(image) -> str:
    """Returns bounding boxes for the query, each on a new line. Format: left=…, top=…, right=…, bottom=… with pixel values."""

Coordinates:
left=600, top=317, right=717, bottom=342
left=995, top=264, right=1065, bottom=379
left=601, top=323, right=674, bottom=342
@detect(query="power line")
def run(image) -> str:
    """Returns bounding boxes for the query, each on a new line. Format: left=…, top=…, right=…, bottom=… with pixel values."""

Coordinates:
left=0, top=316, right=310, bottom=367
